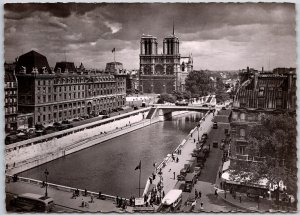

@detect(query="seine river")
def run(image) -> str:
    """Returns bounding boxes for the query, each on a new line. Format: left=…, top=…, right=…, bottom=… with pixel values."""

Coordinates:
left=20, top=112, right=203, bottom=198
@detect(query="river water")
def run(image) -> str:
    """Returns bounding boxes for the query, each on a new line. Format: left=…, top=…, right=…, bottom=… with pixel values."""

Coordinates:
left=20, top=112, right=203, bottom=198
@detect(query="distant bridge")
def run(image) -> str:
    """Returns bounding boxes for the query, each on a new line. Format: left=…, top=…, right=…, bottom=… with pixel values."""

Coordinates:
left=146, top=105, right=215, bottom=120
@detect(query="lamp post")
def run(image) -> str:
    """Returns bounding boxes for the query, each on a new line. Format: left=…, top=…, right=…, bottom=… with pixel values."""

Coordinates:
left=44, top=169, right=49, bottom=197
left=197, top=124, right=200, bottom=142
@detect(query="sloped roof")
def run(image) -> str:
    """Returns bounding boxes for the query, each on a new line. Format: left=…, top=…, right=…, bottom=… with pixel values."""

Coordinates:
left=15, top=50, right=51, bottom=74
left=54, top=62, right=76, bottom=73
left=5, top=69, right=16, bottom=83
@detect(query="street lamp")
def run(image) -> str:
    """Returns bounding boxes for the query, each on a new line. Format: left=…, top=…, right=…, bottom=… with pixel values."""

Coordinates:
left=197, top=124, right=200, bottom=142
left=44, top=169, right=49, bottom=197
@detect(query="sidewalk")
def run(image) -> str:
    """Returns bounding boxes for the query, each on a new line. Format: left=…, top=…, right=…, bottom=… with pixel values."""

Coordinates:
left=6, top=181, right=133, bottom=212
left=146, top=111, right=215, bottom=201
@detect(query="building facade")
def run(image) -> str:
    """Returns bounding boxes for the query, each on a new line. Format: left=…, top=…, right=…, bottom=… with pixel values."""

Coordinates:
left=230, top=68, right=296, bottom=159
left=139, top=31, right=193, bottom=94
left=4, top=63, right=18, bottom=132
left=15, top=50, right=126, bottom=126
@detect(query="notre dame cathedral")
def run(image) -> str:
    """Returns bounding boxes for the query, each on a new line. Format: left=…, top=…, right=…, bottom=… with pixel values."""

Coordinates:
left=139, top=28, right=193, bottom=94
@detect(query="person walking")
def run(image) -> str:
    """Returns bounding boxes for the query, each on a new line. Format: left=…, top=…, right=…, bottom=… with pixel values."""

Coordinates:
left=91, top=195, right=94, bottom=203
left=200, top=202, right=204, bottom=210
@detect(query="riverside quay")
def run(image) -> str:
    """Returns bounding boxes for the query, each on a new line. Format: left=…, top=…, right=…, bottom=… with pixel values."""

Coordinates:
left=4, top=2, right=297, bottom=213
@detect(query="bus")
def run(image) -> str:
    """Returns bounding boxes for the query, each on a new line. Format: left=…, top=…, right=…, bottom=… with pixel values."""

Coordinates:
left=158, top=189, right=182, bottom=212
left=11, top=193, right=54, bottom=212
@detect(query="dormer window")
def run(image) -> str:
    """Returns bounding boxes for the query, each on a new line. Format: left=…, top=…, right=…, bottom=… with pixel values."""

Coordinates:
left=258, top=87, right=264, bottom=97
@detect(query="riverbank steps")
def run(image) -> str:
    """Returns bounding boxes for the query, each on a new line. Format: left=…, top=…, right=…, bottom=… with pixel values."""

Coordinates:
left=6, top=110, right=151, bottom=175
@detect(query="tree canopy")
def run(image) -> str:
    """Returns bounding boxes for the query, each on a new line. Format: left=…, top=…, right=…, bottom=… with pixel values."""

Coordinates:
left=230, top=113, right=297, bottom=196
left=185, top=70, right=214, bottom=97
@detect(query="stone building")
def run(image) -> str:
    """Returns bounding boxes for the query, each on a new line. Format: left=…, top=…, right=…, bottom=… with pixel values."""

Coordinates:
left=230, top=68, right=296, bottom=159
left=4, top=62, right=18, bottom=132
left=139, top=29, right=193, bottom=94
left=15, top=50, right=126, bottom=126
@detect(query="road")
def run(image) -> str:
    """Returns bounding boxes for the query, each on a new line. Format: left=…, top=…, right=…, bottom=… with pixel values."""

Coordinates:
left=179, top=108, right=244, bottom=212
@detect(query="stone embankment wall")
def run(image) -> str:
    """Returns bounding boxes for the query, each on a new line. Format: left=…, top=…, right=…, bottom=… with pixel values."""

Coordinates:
left=6, top=111, right=156, bottom=175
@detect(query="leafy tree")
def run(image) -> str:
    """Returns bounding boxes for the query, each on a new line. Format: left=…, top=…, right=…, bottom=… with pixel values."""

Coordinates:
left=230, top=113, right=297, bottom=198
left=157, top=93, right=176, bottom=104
left=185, top=70, right=214, bottom=97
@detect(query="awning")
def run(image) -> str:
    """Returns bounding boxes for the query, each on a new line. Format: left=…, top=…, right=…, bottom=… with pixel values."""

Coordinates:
left=222, top=160, right=230, bottom=172
left=221, top=170, right=269, bottom=189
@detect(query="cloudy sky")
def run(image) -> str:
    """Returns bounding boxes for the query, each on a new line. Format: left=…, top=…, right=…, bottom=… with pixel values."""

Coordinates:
left=4, top=3, right=296, bottom=70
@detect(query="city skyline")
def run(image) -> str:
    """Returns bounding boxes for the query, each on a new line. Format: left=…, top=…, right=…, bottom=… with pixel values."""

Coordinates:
left=4, top=3, right=296, bottom=70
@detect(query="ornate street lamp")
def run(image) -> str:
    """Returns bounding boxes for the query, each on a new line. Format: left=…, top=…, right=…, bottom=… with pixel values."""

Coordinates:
left=44, top=169, right=49, bottom=197
left=197, top=124, right=200, bottom=142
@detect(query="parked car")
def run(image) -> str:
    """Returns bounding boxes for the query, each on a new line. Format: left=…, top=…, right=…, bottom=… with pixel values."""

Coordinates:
left=43, top=126, right=57, bottom=135
left=213, top=141, right=218, bottom=148
left=177, top=174, right=185, bottom=181
left=62, top=120, right=71, bottom=124
left=53, top=122, right=61, bottom=127
left=201, top=133, right=208, bottom=140
left=202, top=104, right=208, bottom=107
left=193, top=166, right=201, bottom=178
left=102, top=115, right=110, bottom=119
left=213, top=122, right=218, bottom=129
left=184, top=173, right=197, bottom=192
left=72, top=118, right=80, bottom=122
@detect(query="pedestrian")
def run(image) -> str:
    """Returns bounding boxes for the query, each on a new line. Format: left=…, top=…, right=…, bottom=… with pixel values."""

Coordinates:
left=199, top=191, right=202, bottom=198
left=81, top=199, right=84, bottom=207
left=91, top=195, right=94, bottom=203
left=98, top=191, right=102, bottom=199
left=13, top=162, right=15, bottom=168
left=200, top=201, right=204, bottom=210
left=169, top=168, right=171, bottom=172
left=239, top=195, right=242, bottom=203
left=176, top=157, right=179, bottom=163
left=173, top=172, right=175, bottom=180
left=215, top=189, right=218, bottom=197
left=194, top=139, right=195, bottom=143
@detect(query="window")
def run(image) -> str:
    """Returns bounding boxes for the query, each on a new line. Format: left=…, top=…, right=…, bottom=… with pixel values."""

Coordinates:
left=258, top=87, right=264, bottom=97
left=258, top=98, right=264, bottom=108
left=276, top=99, right=282, bottom=109
left=240, top=128, right=245, bottom=137
left=240, top=113, right=245, bottom=121
left=236, top=144, right=246, bottom=155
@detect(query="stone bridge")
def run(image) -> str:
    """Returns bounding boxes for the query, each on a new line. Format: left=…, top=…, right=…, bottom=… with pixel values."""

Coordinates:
left=146, top=105, right=215, bottom=120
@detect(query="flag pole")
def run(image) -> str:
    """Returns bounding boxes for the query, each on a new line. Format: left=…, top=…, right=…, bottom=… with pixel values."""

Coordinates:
left=114, top=50, right=116, bottom=64
left=139, top=161, right=141, bottom=197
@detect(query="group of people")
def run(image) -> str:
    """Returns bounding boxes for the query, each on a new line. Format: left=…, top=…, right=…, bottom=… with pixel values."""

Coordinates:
left=192, top=189, right=204, bottom=210
left=116, top=196, right=127, bottom=210
left=144, top=186, right=163, bottom=207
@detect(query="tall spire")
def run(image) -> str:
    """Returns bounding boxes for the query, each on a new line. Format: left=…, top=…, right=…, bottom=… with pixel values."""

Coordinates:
left=172, top=19, right=175, bottom=36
